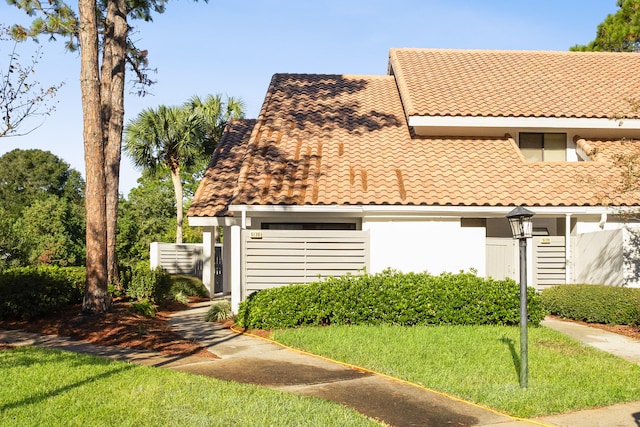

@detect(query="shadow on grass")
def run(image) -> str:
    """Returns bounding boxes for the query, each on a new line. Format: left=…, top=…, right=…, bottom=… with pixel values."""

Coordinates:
left=0, top=349, right=133, bottom=412
left=499, top=337, right=521, bottom=381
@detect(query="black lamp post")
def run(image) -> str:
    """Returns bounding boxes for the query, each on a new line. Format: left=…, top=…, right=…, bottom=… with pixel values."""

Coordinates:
left=505, top=206, right=534, bottom=388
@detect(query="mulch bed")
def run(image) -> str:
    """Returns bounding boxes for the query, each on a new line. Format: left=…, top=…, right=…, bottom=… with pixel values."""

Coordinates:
left=0, top=298, right=218, bottom=358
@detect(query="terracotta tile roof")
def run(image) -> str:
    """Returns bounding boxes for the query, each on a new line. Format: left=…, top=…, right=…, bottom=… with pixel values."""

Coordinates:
left=389, top=48, right=640, bottom=119
left=189, top=72, right=639, bottom=218
left=188, top=119, right=256, bottom=217
left=575, top=136, right=640, bottom=163
left=574, top=137, right=640, bottom=201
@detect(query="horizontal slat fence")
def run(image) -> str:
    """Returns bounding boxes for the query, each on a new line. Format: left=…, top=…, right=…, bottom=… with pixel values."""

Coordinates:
left=242, top=230, right=370, bottom=296
left=532, top=236, right=566, bottom=287
left=150, top=242, right=203, bottom=277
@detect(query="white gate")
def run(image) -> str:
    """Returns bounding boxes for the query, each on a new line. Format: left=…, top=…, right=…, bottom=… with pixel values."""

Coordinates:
left=486, top=238, right=517, bottom=281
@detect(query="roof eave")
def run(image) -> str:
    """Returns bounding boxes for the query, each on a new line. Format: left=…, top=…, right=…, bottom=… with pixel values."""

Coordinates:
left=229, top=204, right=632, bottom=218
left=408, top=116, right=640, bottom=130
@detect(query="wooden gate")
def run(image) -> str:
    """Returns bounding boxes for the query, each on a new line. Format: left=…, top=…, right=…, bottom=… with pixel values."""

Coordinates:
left=486, top=238, right=517, bottom=281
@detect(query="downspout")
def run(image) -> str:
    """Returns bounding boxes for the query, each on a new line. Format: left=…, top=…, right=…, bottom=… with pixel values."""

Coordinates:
left=599, top=212, right=607, bottom=229
left=565, top=214, right=572, bottom=284
left=231, top=206, right=247, bottom=314
left=241, top=207, right=247, bottom=230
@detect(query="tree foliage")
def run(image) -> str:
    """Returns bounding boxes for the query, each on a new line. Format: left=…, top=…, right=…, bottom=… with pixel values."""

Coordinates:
left=0, top=149, right=85, bottom=269
left=0, top=148, right=84, bottom=220
left=571, top=0, right=640, bottom=52
left=8, top=0, right=170, bottom=313
left=117, top=174, right=202, bottom=268
left=123, top=95, right=244, bottom=244
left=0, top=25, right=63, bottom=138
left=13, top=195, right=85, bottom=267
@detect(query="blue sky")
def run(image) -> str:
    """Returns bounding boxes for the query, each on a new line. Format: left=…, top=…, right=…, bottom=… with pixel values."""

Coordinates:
left=1, top=0, right=619, bottom=195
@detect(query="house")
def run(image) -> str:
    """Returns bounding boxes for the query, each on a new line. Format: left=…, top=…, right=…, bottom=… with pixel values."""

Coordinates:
left=188, top=48, right=640, bottom=311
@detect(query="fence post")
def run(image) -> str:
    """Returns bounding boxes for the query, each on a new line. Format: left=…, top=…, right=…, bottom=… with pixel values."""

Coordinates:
left=150, top=242, right=160, bottom=269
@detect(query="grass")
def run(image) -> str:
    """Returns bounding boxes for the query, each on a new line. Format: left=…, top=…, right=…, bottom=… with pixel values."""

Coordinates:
left=0, top=346, right=380, bottom=427
left=272, top=324, right=640, bottom=418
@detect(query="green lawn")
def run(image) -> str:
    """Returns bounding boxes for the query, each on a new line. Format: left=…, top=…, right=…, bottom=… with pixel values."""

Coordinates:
left=272, top=324, right=640, bottom=418
left=0, top=346, right=379, bottom=427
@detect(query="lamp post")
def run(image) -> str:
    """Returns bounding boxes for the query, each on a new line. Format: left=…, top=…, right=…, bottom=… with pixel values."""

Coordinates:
left=505, top=206, right=534, bottom=389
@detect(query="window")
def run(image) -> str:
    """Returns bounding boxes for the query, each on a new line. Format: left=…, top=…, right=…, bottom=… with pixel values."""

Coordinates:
left=519, top=133, right=566, bottom=162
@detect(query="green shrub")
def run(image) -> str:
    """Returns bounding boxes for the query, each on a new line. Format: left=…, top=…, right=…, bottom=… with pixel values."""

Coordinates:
left=0, top=266, right=85, bottom=320
left=542, top=284, right=640, bottom=325
left=236, top=270, right=546, bottom=329
left=172, top=291, right=190, bottom=304
left=204, top=300, right=232, bottom=322
left=118, top=263, right=134, bottom=291
left=126, top=262, right=172, bottom=304
left=170, top=275, right=209, bottom=299
left=130, top=300, right=157, bottom=317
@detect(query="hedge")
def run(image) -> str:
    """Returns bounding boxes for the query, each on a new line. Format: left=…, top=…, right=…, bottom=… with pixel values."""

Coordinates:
left=0, top=266, right=85, bottom=320
left=236, top=270, right=546, bottom=329
left=541, top=284, right=640, bottom=325
left=125, top=262, right=173, bottom=304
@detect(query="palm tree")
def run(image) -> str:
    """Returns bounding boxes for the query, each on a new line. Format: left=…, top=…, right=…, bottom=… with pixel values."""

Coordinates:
left=124, top=105, right=205, bottom=244
left=186, top=94, right=245, bottom=155
left=124, top=95, right=245, bottom=245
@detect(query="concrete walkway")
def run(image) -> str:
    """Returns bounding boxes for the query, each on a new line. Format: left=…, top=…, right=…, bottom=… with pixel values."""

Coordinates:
left=542, top=317, right=640, bottom=365
left=2, top=303, right=640, bottom=426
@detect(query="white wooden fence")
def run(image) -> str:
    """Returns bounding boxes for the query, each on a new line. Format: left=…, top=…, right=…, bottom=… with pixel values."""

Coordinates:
left=241, top=230, right=370, bottom=297
left=150, top=242, right=203, bottom=277
left=532, top=236, right=566, bottom=288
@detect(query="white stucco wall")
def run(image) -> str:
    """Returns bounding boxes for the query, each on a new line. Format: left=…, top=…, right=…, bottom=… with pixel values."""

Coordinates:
left=362, top=218, right=486, bottom=276
left=573, top=220, right=640, bottom=287
left=574, top=229, right=624, bottom=286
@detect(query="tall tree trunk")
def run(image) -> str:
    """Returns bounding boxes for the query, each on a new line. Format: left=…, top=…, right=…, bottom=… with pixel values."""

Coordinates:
left=101, top=0, right=127, bottom=290
left=170, top=167, right=184, bottom=244
left=79, top=0, right=110, bottom=313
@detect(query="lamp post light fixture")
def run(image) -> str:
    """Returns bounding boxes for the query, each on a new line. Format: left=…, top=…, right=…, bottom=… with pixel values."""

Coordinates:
left=505, top=206, right=534, bottom=388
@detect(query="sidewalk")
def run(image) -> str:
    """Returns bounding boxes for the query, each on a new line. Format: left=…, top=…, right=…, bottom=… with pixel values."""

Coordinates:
left=2, top=303, right=640, bottom=427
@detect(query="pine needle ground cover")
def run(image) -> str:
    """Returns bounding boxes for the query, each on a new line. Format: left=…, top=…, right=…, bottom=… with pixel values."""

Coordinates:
left=273, top=325, right=640, bottom=418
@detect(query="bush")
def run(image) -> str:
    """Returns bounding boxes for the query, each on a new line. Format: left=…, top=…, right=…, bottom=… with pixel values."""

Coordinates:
left=0, top=266, right=85, bottom=320
left=125, top=262, right=172, bottom=304
left=542, top=284, right=640, bottom=325
left=130, top=300, right=157, bottom=317
left=236, top=270, right=546, bottom=329
left=204, top=300, right=232, bottom=322
left=169, top=275, right=209, bottom=299
left=172, top=291, right=190, bottom=304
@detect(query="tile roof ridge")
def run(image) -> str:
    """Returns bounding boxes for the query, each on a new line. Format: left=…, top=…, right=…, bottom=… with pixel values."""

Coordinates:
left=231, top=75, right=283, bottom=204
left=574, top=135, right=599, bottom=160
left=271, top=72, right=390, bottom=79
left=388, top=47, right=640, bottom=56
left=504, top=133, right=527, bottom=163
left=188, top=119, right=257, bottom=216
left=388, top=51, right=416, bottom=118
